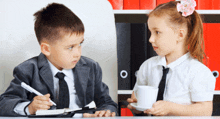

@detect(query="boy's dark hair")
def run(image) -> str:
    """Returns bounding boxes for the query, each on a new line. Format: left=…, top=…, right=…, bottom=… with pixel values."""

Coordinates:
left=34, top=3, right=84, bottom=44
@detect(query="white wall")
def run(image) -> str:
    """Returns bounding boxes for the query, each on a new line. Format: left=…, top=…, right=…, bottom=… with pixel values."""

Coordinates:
left=0, top=0, right=118, bottom=102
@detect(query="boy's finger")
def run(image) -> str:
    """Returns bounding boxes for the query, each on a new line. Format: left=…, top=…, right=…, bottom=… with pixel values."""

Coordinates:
left=44, top=94, right=50, bottom=98
left=37, top=104, right=50, bottom=110
left=104, top=110, right=111, bottom=117
left=35, top=96, right=50, bottom=101
left=94, top=111, right=100, bottom=117
left=41, top=100, right=53, bottom=106
left=111, top=112, right=116, bottom=117
left=98, top=110, right=106, bottom=117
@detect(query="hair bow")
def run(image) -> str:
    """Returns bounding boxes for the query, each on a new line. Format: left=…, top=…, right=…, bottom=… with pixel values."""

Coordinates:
left=177, top=0, right=196, bottom=17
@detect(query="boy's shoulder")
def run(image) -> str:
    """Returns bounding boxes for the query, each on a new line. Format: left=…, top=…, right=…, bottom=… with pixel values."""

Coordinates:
left=80, top=56, right=97, bottom=64
left=77, top=56, right=100, bottom=68
left=14, top=54, right=42, bottom=75
left=15, top=55, right=39, bottom=71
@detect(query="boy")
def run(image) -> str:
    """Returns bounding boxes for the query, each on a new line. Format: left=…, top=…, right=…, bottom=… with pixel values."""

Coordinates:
left=0, top=3, right=117, bottom=117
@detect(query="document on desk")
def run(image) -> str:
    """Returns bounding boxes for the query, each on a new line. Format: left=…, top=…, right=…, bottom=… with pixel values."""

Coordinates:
left=35, top=101, right=96, bottom=115
left=36, top=108, right=81, bottom=115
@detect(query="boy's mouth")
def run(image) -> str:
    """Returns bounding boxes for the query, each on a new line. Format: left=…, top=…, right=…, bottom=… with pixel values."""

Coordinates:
left=73, top=60, right=78, bottom=63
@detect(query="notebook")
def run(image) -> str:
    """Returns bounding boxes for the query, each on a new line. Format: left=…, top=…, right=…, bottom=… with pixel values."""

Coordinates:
left=35, top=101, right=96, bottom=116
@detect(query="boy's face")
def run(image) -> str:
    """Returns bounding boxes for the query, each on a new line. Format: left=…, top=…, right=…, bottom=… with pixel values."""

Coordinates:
left=45, top=32, right=84, bottom=70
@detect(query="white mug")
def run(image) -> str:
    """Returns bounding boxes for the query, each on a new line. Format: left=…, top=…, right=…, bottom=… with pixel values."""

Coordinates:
left=134, top=85, right=158, bottom=108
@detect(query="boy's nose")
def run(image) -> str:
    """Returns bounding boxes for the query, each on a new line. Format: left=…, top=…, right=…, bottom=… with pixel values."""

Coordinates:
left=73, top=48, right=81, bottom=57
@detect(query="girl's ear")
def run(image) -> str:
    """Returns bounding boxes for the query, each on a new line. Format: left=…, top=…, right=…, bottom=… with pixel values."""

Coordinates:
left=177, top=28, right=187, bottom=43
left=40, top=41, right=51, bottom=56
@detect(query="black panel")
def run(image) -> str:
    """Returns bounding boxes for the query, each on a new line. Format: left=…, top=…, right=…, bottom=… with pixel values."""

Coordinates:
left=201, top=14, right=220, bottom=23
left=130, top=23, right=148, bottom=89
left=115, top=14, right=220, bottom=23
left=212, top=95, right=220, bottom=116
left=115, top=14, right=148, bottom=23
left=116, top=22, right=157, bottom=90
left=116, top=23, right=131, bottom=90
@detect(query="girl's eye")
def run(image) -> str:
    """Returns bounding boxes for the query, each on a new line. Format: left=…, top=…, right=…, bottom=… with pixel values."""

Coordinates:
left=68, top=46, right=73, bottom=50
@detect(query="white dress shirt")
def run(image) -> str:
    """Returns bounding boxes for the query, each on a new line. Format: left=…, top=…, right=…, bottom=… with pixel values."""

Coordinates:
left=133, top=52, right=216, bottom=105
left=14, top=60, right=82, bottom=117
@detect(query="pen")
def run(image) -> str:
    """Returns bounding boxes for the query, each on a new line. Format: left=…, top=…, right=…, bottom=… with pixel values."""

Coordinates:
left=21, top=82, right=56, bottom=106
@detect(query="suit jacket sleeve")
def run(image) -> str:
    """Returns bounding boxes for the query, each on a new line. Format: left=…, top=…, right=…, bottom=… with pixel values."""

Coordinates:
left=93, top=62, right=118, bottom=114
left=0, top=65, right=32, bottom=116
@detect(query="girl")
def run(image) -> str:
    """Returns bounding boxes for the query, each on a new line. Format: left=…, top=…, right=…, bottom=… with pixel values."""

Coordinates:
left=127, top=0, right=216, bottom=116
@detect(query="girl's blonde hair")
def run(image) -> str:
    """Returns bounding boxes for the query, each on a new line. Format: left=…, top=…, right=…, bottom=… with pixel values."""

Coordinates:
left=148, top=1, right=206, bottom=63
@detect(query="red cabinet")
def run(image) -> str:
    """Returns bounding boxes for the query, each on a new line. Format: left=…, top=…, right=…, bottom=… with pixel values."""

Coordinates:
left=121, top=108, right=133, bottom=116
left=124, top=0, right=139, bottom=9
left=203, top=23, right=220, bottom=90
left=198, top=0, right=220, bottom=10
left=108, top=0, right=123, bottom=10
left=156, top=0, right=172, bottom=6
left=140, top=0, right=156, bottom=9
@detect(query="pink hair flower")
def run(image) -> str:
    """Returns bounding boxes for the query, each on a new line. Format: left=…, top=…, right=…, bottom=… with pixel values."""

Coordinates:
left=177, top=0, right=196, bottom=17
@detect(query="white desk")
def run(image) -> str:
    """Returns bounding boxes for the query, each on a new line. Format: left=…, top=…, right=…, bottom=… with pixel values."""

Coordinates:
left=1, top=117, right=220, bottom=119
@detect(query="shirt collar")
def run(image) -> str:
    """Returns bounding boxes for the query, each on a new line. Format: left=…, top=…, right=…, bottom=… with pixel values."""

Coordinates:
left=47, top=59, right=73, bottom=79
left=157, top=52, right=190, bottom=70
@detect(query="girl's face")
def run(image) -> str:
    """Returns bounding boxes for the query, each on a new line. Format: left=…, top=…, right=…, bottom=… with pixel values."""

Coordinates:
left=148, top=16, right=180, bottom=57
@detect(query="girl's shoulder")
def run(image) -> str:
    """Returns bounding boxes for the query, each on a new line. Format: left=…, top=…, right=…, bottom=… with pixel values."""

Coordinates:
left=188, top=57, right=211, bottom=72
left=142, top=55, right=160, bottom=65
left=187, top=57, right=214, bottom=79
left=139, top=56, right=160, bottom=70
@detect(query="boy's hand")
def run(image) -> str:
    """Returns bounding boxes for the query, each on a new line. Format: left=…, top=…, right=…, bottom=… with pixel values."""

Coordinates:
left=127, top=98, right=142, bottom=114
left=83, top=110, right=116, bottom=117
left=144, top=101, right=172, bottom=116
left=28, top=94, right=53, bottom=115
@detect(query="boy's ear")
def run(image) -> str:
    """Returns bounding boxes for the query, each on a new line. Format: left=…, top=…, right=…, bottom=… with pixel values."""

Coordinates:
left=40, top=41, right=51, bottom=56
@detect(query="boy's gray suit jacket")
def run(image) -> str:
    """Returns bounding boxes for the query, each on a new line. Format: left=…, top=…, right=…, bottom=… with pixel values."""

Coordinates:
left=0, top=53, right=117, bottom=116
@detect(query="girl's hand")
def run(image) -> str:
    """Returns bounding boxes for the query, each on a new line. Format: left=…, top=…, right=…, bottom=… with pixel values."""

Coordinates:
left=144, top=101, right=172, bottom=116
left=83, top=110, right=116, bottom=117
left=127, top=98, right=143, bottom=114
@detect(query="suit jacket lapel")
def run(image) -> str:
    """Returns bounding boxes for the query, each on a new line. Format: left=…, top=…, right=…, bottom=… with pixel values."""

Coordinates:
left=38, top=53, right=55, bottom=100
left=73, top=57, right=90, bottom=107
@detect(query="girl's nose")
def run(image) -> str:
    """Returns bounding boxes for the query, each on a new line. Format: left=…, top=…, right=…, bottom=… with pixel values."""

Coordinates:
left=149, top=36, right=154, bottom=43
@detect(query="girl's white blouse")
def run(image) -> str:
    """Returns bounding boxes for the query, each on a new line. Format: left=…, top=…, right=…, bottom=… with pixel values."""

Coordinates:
left=133, top=52, right=216, bottom=105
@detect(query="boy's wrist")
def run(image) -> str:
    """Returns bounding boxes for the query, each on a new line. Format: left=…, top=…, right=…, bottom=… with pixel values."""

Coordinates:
left=28, top=103, right=35, bottom=115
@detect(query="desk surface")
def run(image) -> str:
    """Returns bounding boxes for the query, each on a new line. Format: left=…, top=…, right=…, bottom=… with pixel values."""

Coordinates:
left=1, top=117, right=220, bottom=119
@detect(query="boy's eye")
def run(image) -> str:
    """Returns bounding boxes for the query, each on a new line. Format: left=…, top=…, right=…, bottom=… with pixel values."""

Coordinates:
left=156, top=31, right=160, bottom=34
left=68, top=46, right=74, bottom=50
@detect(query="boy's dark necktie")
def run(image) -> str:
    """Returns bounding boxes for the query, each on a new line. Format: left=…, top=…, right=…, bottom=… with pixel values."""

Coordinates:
left=156, top=66, right=169, bottom=101
left=55, top=72, right=69, bottom=109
